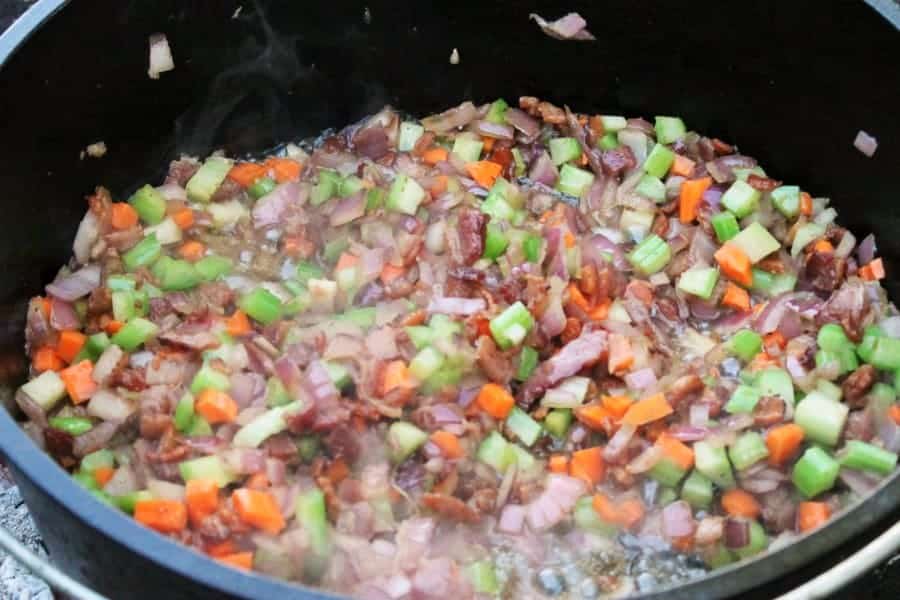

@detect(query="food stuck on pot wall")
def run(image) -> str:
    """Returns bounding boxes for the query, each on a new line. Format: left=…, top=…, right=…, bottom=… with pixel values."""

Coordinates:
left=15, top=95, right=900, bottom=599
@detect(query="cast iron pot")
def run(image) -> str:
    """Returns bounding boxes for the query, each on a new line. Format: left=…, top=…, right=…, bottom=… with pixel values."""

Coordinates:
left=0, top=1, right=898, bottom=598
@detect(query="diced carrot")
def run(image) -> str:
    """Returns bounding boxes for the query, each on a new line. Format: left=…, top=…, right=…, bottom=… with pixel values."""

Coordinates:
left=225, top=310, right=252, bottom=337
left=617, top=497, right=645, bottom=530
left=232, top=488, right=286, bottom=534
left=607, top=334, right=634, bottom=375
left=714, top=243, right=753, bottom=287
left=888, top=404, right=900, bottom=425
left=430, top=175, right=449, bottom=197
left=670, top=155, right=696, bottom=178
left=588, top=298, right=611, bottom=321
left=621, top=393, right=673, bottom=426
left=334, top=252, right=360, bottom=273
left=104, top=320, right=124, bottom=335
left=859, top=258, right=885, bottom=281
left=764, top=331, right=787, bottom=351
left=228, top=162, right=268, bottom=187
left=39, top=297, right=51, bottom=319
left=670, top=535, right=694, bottom=552
left=548, top=454, right=569, bottom=474
left=679, top=177, right=712, bottom=224
left=814, top=239, right=834, bottom=254
left=569, top=446, right=605, bottom=486
left=245, top=472, right=270, bottom=490
left=32, top=346, right=64, bottom=372
left=655, top=433, right=694, bottom=470
left=797, top=501, right=830, bottom=533
left=721, top=488, right=761, bottom=519
left=194, top=389, right=238, bottom=424
left=749, top=351, right=779, bottom=371
left=481, top=136, right=495, bottom=153
left=56, top=330, right=86, bottom=364
left=422, top=147, right=449, bottom=165
left=110, top=203, right=139, bottom=230
left=186, top=478, right=220, bottom=525
left=564, top=232, right=576, bottom=249
left=800, top=191, right=813, bottom=216
left=592, top=493, right=619, bottom=524
left=464, top=160, right=503, bottom=189
left=575, top=404, right=613, bottom=431
left=858, top=265, right=875, bottom=281
left=721, top=283, right=750, bottom=312
left=206, top=539, right=238, bottom=557
left=477, top=383, right=515, bottom=419
left=379, top=263, right=405, bottom=284
left=264, top=157, right=302, bottom=183
left=59, top=360, right=97, bottom=404
left=134, top=499, right=188, bottom=533
left=766, top=423, right=805, bottom=466
left=325, top=458, right=349, bottom=485
left=473, top=317, right=492, bottom=339
left=430, top=430, right=464, bottom=459
left=178, top=240, right=206, bottom=262
left=567, top=283, right=591, bottom=312
left=171, top=207, right=195, bottom=229
left=380, top=360, right=412, bottom=396
left=217, top=552, right=253, bottom=570
left=93, top=467, right=115, bottom=487
left=601, top=395, right=633, bottom=420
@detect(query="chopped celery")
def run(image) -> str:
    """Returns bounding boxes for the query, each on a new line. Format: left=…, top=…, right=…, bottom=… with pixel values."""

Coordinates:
left=482, top=223, right=509, bottom=260
left=505, top=407, right=542, bottom=447
left=452, top=133, right=484, bottom=162
left=122, top=234, right=161, bottom=271
left=790, top=223, right=826, bottom=257
left=187, top=416, right=213, bottom=436
left=466, top=560, right=500, bottom=595
left=489, top=301, right=534, bottom=350
left=481, top=178, right=518, bottom=222
left=296, top=261, right=325, bottom=284
left=557, top=164, right=595, bottom=198
left=620, top=209, right=654, bottom=242
left=338, top=175, right=364, bottom=198
left=239, top=288, right=283, bottom=325
left=756, top=368, right=795, bottom=406
left=515, top=346, right=539, bottom=381
left=635, top=174, right=666, bottom=203
left=81, top=449, right=115, bottom=473
left=721, top=180, right=760, bottom=218
left=85, top=332, right=111, bottom=361
left=173, top=393, right=195, bottom=432
left=729, top=222, right=781, bottom=263
left=186, top=157, right=233, bottom=203
left=733, top=520, right=769, bottom=559
left=152, top=256, right=200, bottom=291
left=627, top=234, right=671, bottom=275
left=190, top=362, right=231, bottom=394
left=248, top=176, right=277, bottom=199
left=233, top=401, right=303, bottom=448
left=128, top=185, right=167, bottom=225
left=178, top=455, right=235, bottom=487
left=794, top=391, right=849, bottom=446
left=311, top=169, right=341, bottom=205
left=544, top=408, right=572, bottom=438
left=681, top=470, right=713, bottom=509
left=106, top=275, right=136, bottom=291
left=574, top=496, right=616, bottom=535
left=642, top=143, right=674, bottom=178
left=208, top=199, right=247, bottom=229
left=51, top=417, right=93, bottom=436
left=336, top=307, right=376, bottom=329
left=725, top=385, right=762, bottom=414
left=818, top=323, right=850, bottom=352
left=600, top=115, right=628, bottom=132
left=485, top=99, right=509, bottom=124
left=295, top=489, right=331, bottom=557
left=297, top=436, right=319, bottom=462
left=110, top=317, right=158, bottom=351
left=729, top=329, right=762, bottom=362
left=677, top=267, right=719, bottom=300
left=477, top=431, right=515, bottom=473
left=324, top=362, right=351, bottom=390
left=655, top=116, right=687, bottom=144
left=511, top=147, right=527, bottom=176
left=143, top=217, right=182, bottom=246
left=409, top=347, right=445, bottom=381
left=111, top=290, right=136, bottom=322
left=649, top=458, right=687, bottom=487
left=598, top=132, right=619, bottom=150
left=771, top=185, right=800, bottom=218
left=265, top=377, right=292, bottom=407
left=542, top=376, right=591, bottom=408
left=711, top=212, right=740, bottom=243
left=113, top=490, right=153, bottom=514
left=388, top=421, right=428, bottom=462
left=792, top=447, right=840, bottom=498
left=816, top=379, right=843, bottom=403
left=857, top=326, right=883, bottom=363
left=865, top=336, right=900, bottom=371
left=728, top=432, right=769, bottom=470
left=365, top=187, right=385, bottom=211
left=20, top=370, right=67, bottom=411
left=387, top=174, right=427, bottom=215
left=549, top=137, right=582, bottom=166
left=838, top=440, right=898, bottom=476
left=195, top=255, right=233, bottom=281
left=405, top=326, right=434, bottom=350
left=398, top=122, right=425, bottom=152
left=694, top=441, right=735, bottom=488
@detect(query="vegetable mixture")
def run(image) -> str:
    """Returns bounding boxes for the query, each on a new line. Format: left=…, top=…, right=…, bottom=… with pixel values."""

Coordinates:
left=18, top=97, right=900, bottom=599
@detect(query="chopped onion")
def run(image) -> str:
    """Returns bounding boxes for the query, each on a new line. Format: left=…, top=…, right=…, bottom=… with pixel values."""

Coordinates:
left=604, top=423, right=636, bottom=461
left=46, top=264, right=101, bottom=301
left=624, top=368, right=657, bottom=391
left=853, top=130, right=878, bottom=157
left=425, top=221, right=446, bottom=254
left=504, top=108, right=540, bottom=140
left=814, top=207, right=837, bottom=226
left=879, top=316, right=900, bottom=339
left=834, top=230, right=856, bottom=259
left=497, top=504, right=526, bottom=534
left=856, top=233, right=877, bottom=265
left=147, top=479, right=185, bottom=501
left=426, top=296, right=486, bottom=316
left=147, top=33, right=174, bottom=79
left=723, top=518, right=749, bottom=548
left=472, top=120, right=514, bottom=140
left=662, top=501, right=696, bottom=539
left=529, top=12, right=595, bottom=41
left=690, top=404, right=710, bottom=428
left=626, top=444, right=664, bottom=474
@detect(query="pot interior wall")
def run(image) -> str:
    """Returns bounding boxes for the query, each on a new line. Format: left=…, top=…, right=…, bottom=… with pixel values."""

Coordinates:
left=0, top=1, right=897, bottom=599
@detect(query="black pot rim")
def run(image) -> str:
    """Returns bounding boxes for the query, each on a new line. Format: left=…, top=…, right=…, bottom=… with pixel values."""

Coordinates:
left=1, top=1, right=899, bottom=599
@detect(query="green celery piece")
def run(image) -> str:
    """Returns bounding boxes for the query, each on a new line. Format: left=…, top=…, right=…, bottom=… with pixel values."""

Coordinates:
left=297, top=436, right=319, bottom=462
left=325, top=361, right=351, bottom=389
left=721, top=180, right=761, bottom=218
left=233, top=401, right=303, bottom=448
left=179, top=455, right=235, bottom=487
left=694, top=440, right=735, bottom=488
left=505, top=407, right=542, bottom=447
left=728, top=222, right=781, bottom=263
left=195, top=255, right=233, bottom=281
left=544, top=408, right=572, bottom=438
left=388, top=421, right=428, bottom=463
left=248, top=176, right=277, bottom=199
left=240, top=288, right=283, bottom=325
left=405, top=326, right=434, bottom=350
left=867, top=335, right=900, bottom=371
left=643, top=143, right=675, bottom=178
left=20, top=371, right=67, bottom=411
left=756, top=368, right=795, bottom=406
left=122, top=234, right=161, bottom=271
left=600, top=115, right=627, bottom=132
left=111, top=290, right=136, bottom=322
left=477, top=430, right=514, bottom=473
left=838, top=440, right=898, bottom=476
left=265, top=377, right=292, bottom=407
left=711, top=212, right=740, bottom=243
left=771, top=185, right=800, bottom=218
left=296, top=489, right=331, bottom=557
left=481, top=178, right=517, bottom=222
left=190, top=362, right=231, bottom=394
left=482, top=223, right=509, bottom=260
left=409, top=347, right=445, bottom=381
left=557, top=164, right=595, bottom=198
left=818, top=323, right=850, bottom=352
left=794, top=391, right=849, bottom=446
left=549, top=137, right=582, bottom=166
left=110, top=317, right=158, bottom=351
left=311, top=169, right=341, bottom=205
left=725, top=384, right=762, bottom=414
left=730, top=329, right=762, bottom=362
left=465, top=560, right=500, bottom=595
left=451, top=132, right=484, bottom=162
left=80, top=449, right=115, bottom=473
left=107, top=274, right=136, bottom=291
left=791, top=223, right=826, bottom=257
left=598, top=132, right=619, bottom=150
left=386, top=174, right=427, bottom=215
left=485, top=99, right=509, bottom=124
left=681, top=470, right=713, bottom=509
left=113, top=490, right=153, bottom=514
left=728, top=431, right=769, bottom=470
left=635, top=174, right=666, bottom=203
left=72, top=471, right=99, bottom=490
left=335, top=307, right=376, bottom=329
left=398, top=122, right=425, bottom=152
left=816, top=379, right=843, bottom=402
left=515, top=346, right=539, bottom=381
left=733, top=520, right=769, bottom=559
left=296, top=261, right=325, bottom=284
left=654, top=116, right=687, bottom=144
left=187, top=416, right=213, bottom=436
left=152, top=256, right=200, bottom=291
left=648, top=458, right=687, bottom=487
left=366, top=187, right=386, bottom=211
left=627, top=234, right=671, bottom=275
left=84, top=332, right=111, bottom=361
left=128, top=185, right=167, bottom=225
left=677, top=267, right=719, bottom=300
left=574, top=496, right=617, bottom=535
left=173, top=393, right=195, bottom=432
left=489, top=301, right=534, bottom=350
left=792, top=446, right=840, bottom=498
left=733, top=166, right=766, bottom=181
left=511, top=147, right=527, bottom=176
left=186, top=157, right=233, bottom=203
left=338, top=175, right=365, bottom=198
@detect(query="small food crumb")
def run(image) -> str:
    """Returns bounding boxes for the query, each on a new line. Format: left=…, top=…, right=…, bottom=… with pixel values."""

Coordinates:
left=363, top=7, right=371, bottom=24
left=232, top=6, right=242, bottom=19
left=450, top=48, right=460, bottom=65
left=148, top=33, right=175, bottom=80
left=853, top=130, right=878, bottom=158
left=81, top=142, right=107, bottom=159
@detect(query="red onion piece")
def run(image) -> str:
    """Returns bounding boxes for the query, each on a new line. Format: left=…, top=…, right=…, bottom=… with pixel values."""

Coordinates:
left=662, top=501, right=696, bottom=539
left=504, top=108, right=540, bottom=140
left=834, top=230, right=856, bottom=259
left=421, top=102, right=477, bottom=134
left=624, top=368, right=657, bottom=391
left=46, top=264, right=101, bottom=301
left=497, top=504, right=527, bottom=534
left=856, top=234, right=877, bottom=265
left=528, top=151, right=559, bottom=186
left=706, top=155, right=757, bottom=183
left=156, top=183, right=187, bottom=202
left=690, top=404, right=710, bottom=428
left=581, top=233, right=628, bottom=271
left=529, top=12, right=595, bottom=41
left=472, top=120, right=514, bottom=140
left=668, top=425, right=709, bottom=442
left=148, top=33, right=174, bottom=79
left=853, top=130, right=878, bottom=157
left=49, top=297, right=80, bottom=330
left=701, top=185, right=726, bottom=209
left=540, top=291, right=566, bottom=338
left=229, top=372, right=266, bottom=408
left=330, top=191, right=366, bottom=226
left=252, top=181, right=305, bottom=228
left=839, top=468, right=881, bottom=496
left=525, top=475, right=586, bottom=532
left=426, top=296, right=486, bottom=316
left=604, top=423, right=636, bottom=461
left=724, top=518, right=750, bottom=548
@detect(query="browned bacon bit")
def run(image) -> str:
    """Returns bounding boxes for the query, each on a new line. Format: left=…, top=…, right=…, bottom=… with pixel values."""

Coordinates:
left=842, top=364, right=876, bottom=408
left=753, top=396, right=786, bottom=427
left=537, top=101, right=566, bottom=125
left=711, top=138, right=734, bottom=155
left=519, top=96, right=540, bottom=115
left=588, top=115, right=605, bottom=139
left=475, top=336, right=514, bottom=384
left=651, top=214, right=670, bottom=237
left=316, top=476, right=343, bottom=522
left=747, top=174, right=782, bottom=191
left=757, top=255, right=786, bottom=274
left=667, top=374, right=704, bottom=407
left=422, top=493, right=481, bottom=524
left=456, top=207, right=487, bottom=265
left=560, top=317, right=582, bottom=344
